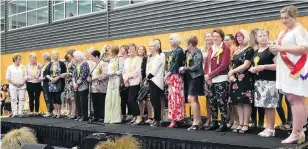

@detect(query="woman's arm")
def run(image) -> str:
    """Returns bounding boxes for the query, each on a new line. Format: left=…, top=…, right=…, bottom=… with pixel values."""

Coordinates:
left=208, top=47, right=231, bottom=79
left=128, top=57, right=142, bottom=79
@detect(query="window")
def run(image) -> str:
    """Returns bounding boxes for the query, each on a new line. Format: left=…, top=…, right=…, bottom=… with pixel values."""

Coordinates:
left=8, top=0, right=48, bottom=30
left=114, top=0, right=148, bottom=8
left=1, top=4, right=4, bottom=32
left=53, top=0, right=106, bottom=21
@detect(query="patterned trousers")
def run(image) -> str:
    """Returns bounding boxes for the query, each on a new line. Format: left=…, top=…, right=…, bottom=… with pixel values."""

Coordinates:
left=207, top=81, right=229, bottom=123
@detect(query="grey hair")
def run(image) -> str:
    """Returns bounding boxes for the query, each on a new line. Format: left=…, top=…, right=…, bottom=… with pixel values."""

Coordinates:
left=150, top=39, right=161, bottom=51
left=239, top=29, right=250, bottom=46
left=169, top=33, right=181, bottom=46
left=73, top=51, right=85, bottom=61
left=42, top=53, right=51, bottom=62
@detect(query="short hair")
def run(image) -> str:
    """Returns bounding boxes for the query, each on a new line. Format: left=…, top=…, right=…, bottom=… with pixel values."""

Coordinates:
left=186, top=36, right=198, bottom=47
left=250, top=28, right=259, bottom=48
left=1, top=127, right=37, bottom=149
left=42, top=53, right=51, bottom=62
left=102, top=45, right=110, bottom=53
left=257, top=29, right=269, bottom=36
left=169, top=33, right=181, bottom=46
left=95, top=135, right=141, bottom=149
left=111, top=46, right=120, bottom=55
left=225, top=34, right=235, bottom=40
left=120, top=45, right=129, bottom=53
left=150, top=39, right=161, bottom=51
left=154, top=39, right=162, bottom=53
left=91, top=50, right=101, bottom=58
left=28, top=53, right=36, bottom=59
left=138, top=46, right=147, bottom=56
left=212, top=28, right=225, bottom=41
left=52, top=50, right=59, bottom=55
left=129, top=43, right=137, bottom=50
left=67, top=49, right=76, bottom=56
left=87, top=47, right=95, bottom=54
left=280, top=5, right=298, bottom=18
left=12, top=53, right=21, bottom=62
left=73, top=51, right=85, bottom=61
left=234, top=29, right=250, bottom=47
left=64, top=54, right=70, bottom=62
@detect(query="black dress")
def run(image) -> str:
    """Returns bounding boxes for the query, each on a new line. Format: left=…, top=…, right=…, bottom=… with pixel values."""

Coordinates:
left=230, top=46, right=254, bottom=105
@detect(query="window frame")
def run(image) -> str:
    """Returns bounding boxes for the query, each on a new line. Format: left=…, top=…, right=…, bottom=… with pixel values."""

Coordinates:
left=52, top=0, right=107, bottom=22
left=113, top=0, right=150, bottom=9
left=1, top=3, right=5, bottom=32
left=8, top=0, right=49, bottom=31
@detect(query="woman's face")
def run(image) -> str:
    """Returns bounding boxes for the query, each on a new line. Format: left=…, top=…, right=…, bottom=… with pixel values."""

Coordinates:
left=3, top=85, right=7, bottom=90
left=186, top=42, right=193, bottom=50
left=236, top=34, right=244, bottom=46
left=15, top=56, right=21, bottom=65
left=169, top=37, right=176, bottom=47
left=205, top=33, right=213, bottom=44
left=120, top=47, right=127, bottom=55
left=52, top=52, right=59, bottom=60
left=257, top=31, right=269, bottom=45
left=137, top=47, right=145, bottom=57
left=149, top=42, right=156, bottom=54
left=30, top=56, right=37, bottom=64
left=224, top=36, right=233, bottom=48
left=281, top=13, right=296, bottom=28
left=212, top=32, right=222, bottom=45
left=128, top=46, right=137, bottom=57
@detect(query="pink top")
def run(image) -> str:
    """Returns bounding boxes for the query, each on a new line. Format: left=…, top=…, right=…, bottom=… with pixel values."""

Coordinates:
left=25, top=63, right=42, bottom=83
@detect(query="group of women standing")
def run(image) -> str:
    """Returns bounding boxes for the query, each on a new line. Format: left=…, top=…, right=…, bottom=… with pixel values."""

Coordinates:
left=4, top=5, right=308, bottom=144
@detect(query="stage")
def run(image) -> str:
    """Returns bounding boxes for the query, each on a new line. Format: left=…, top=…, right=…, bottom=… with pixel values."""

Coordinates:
left=1, top=117, right=306, bottom=149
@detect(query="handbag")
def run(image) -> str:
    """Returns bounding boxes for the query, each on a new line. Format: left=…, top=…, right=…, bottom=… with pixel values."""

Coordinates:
left=137, top=83, right=149, bottom=101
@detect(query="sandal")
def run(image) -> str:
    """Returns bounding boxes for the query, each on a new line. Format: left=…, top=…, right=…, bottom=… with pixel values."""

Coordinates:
left=145, top=118, right=153, bottom=124
left=258, top=129, right=275, bottom=137
left=231, top=122, right=239, bottom=130
left=233, top=125, right=242, bottom=133
left=275, top=123, right=292, bottom=130
left=187, top=122, right=203, bottom=131
left=239, top=125, right=249, bottom=134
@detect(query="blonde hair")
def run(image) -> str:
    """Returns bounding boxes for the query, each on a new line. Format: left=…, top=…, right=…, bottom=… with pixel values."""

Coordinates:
left=1, top=127, right=37, bottom=149
left=42, top=53, right=51, bottom=62
left=95, top=135, right=141, bottom=149
left=150, top=39, right=161, bottom=51
left=280, top=5, right=298, bottom=18
left=169, top=33, right=181, bottom=46
left=250, top=28, right=259, bottom=50
left=204, top=32, right=212, bottom=52
left=29, top=53, right=36, bottom=59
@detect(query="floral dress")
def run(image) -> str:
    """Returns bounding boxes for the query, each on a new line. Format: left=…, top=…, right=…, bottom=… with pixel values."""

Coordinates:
left=48, top=62, right=64, bottom=93
left=230, top=46, right=254, bottom=105
left=64, top=62, right=75, bottom=100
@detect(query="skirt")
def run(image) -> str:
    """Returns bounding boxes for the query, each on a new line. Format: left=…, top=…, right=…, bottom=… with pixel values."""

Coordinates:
left=254, top=80, right=279, bottom=108
left=188, top=75, right=205, bottom=96
left=167, top=74, right=185, bottom=121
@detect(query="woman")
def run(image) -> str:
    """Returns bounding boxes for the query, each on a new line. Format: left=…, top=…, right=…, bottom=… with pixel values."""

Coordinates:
left=119, top=45, right=131, bottom=122
left=203, top=32, right=213, bottom=127
left=40, top=53, right=53, bottom=117
left=137, top=46, right=153, bottom=123
left=1, top=84, right=11, bottom=116
left=249, top=29, right=279, bottom=137
left=164, top=33, right=185, bottom=128
left=224, top=34, right=239, bottom=129
left=204, top=29, right=230, bottom=132
left=270, top=5, right=308, bottom=144
left=180, top=36, right=204, bottom=130
left=90, top=50, right=108, bottom=122
left=250, top=28, right=265, bottom=128
left=145, top=39, right=165, bottom=127
left=45, top=51, right=67, bottom=118
left=1, top=127, right=38, bottom=149
left=72, top=51, right=90, bottom=121
left=123, top=44, right=143, bottom=125
left=63, top=50, right=76, bottom=119
left=229, top=29, right=254, bottom=133
left=5, top=53, right=26, bottom=117
left=105, top=46, right=123, bottom=124
left=25, top=53, right=42, bottom=116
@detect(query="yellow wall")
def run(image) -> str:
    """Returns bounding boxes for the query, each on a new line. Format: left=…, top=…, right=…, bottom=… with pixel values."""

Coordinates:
left=1, top=16, right=308, bottom=124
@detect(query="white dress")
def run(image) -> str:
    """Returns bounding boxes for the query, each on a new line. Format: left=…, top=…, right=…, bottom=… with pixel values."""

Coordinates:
left=276, top=24, right=308, bottom=97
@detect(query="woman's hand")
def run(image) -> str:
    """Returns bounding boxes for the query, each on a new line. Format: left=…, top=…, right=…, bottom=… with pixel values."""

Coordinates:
left=73, top=83, right=78, bottom=89
left=144, top=80, right=149, bottom=87
left=269, top=45, right=283, bottom=55
left=255, top=65, right=266, bottom=72
left=228, top=70, right=234, bottom=77
left=248, top=67, right=257, bottom=73
left=228, top=75, right=236, bottom=82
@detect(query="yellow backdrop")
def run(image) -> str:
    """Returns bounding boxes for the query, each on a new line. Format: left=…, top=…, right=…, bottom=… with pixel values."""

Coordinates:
left=1, top=16, right=308, bottom=124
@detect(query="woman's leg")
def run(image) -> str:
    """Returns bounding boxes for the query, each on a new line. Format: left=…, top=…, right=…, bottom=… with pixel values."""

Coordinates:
left=149, top=81, right=162, bottom=123
left=285, top=96, right=293, bottom=124
left=81, top=90, right=89, bottom=120
left=243, top=104, right=252, bottom=128
left=139, top=101, right=145, bottom=117
left=34, top=84, right=41, bottom=113
left=146, top=100, right=153, bottom=120
left=27, top=89, right=35, bottom=113
left=128, top=85, right=142, bottom=123
left=206, top=99, right=212, bottom=125
left=266, top=108, right=275, bottom=130
left=17, top=89, right=26, bottom=116
left=92, top=93, right=99, bottom=120
left=251, top=104, right=257, bottom=127
left=99, top=93, right=106, bottom=120
left=276, top=93, right=287, bottom=125
left=282, top=93, right=307, bottom=143
left=75, top=91, right=82, bottom=119
left=189, top=95, right=201, bottom=125
left=235, top=104, right=244, bottom=128
left=258, top=108, right=265, bottom=127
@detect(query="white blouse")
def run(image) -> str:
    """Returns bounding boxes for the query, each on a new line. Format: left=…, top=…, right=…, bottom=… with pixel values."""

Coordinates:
left=123, top=56, right=142, bottom=86
left=5, top=64, right=27, bottom=90
left=146, top=54, right=164, bottom=90
left=276, top=24, right=308, bottom=97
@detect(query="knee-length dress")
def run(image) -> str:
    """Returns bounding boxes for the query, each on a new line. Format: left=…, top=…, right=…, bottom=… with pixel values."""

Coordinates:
left=230, top=46, right=254, bottom=105
left=104, top=58, right=123, bottom=124
left=276, top=24, right=308, bottom=97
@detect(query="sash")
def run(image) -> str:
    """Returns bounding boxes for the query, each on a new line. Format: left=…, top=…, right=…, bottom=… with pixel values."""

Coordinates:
left=278, top=29, right=307, bottom=79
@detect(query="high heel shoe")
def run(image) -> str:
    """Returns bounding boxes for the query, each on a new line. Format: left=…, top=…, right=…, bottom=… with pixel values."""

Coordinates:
left=168, top=121, right=177, bottom=128
left=239, top=125, right=249, bottom=134
left=233, top=125, right=242, bottom=133
left=281, top=133, right=305, bottom=144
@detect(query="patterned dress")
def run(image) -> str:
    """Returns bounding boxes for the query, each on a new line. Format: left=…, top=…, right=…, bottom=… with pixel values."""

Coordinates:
left=91, top=61, right=108, bottom=93
left=64, top=62, right=75, bottom=100
left=230, top=46, right=254, bottom=105
left=49, top=62, right=63, bottom=93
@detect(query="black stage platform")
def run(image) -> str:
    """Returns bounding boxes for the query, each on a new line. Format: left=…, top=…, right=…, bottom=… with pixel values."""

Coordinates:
left=1, top=117, right=307, bottom=149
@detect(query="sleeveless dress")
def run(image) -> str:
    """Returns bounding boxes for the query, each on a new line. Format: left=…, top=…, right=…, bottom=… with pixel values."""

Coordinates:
left=276, top=24, right=308, bottom=97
